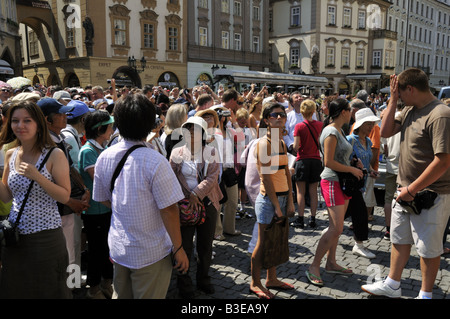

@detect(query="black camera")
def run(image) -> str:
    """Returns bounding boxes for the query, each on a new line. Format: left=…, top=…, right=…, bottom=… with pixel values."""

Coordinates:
left=154, top=117, right=163, bottom=129
left=216, top=109, right=231, bottom=119
left=0, top=219, right=19, bottom=247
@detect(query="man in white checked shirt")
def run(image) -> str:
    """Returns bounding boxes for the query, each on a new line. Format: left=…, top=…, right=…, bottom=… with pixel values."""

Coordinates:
left=93, top=94, right=188, bottom=299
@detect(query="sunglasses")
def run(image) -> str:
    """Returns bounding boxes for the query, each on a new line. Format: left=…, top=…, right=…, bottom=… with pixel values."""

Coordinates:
left=269, top=112, right=287, bottom=119
left=1, top=89, right=10, bottom=92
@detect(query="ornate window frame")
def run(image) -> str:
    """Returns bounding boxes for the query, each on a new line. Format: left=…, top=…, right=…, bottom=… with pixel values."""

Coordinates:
left=166, top=14, right=182, bottom=61
left=140, top=10, right=158, bottom=60
left=110, top=4, right=131, bottom=56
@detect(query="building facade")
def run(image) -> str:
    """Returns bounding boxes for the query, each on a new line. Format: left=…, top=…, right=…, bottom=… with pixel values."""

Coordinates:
left=387, top=0, right=450, bottom=91
left=269, top=0, right=397, bottom=95
left=0, top=0, right=20, bottom=80
left=186, top=0, right=270, bottom=88
left=18, top=0, right=188, bottom=89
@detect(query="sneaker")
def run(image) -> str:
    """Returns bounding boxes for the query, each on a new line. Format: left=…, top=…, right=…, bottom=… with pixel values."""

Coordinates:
left=415, top=295, right=432, bottom=299
left=352, top=244, right=376, bottom=259
left=214, top=234, right=226, bottom=241
left=361, top=280, right=402, bottom=298
left=100, top=283, right=113, bottom=299
left=244, top=211, right=254, bottom=218
left=383, top=231, right=391, bottom=240
left=309, top=217, right=317, bottom=228
left=224, top=230, right=241, bottom=236
left=290, top=217, right=304, bottom=229
left=86, top=288, right=106, bottom=299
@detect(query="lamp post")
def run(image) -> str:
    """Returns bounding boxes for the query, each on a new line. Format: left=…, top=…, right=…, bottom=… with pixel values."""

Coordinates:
left=33, top=63, right=41, bottom=84
left=127, top=56, right=147, bottom=73
left=211, top=64, right=219, bottom=76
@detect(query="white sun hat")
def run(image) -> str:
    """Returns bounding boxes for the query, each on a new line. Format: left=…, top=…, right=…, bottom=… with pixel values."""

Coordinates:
left=181, top=116, right=209, bottom=139
left=353, top=108, right=380, bottom=130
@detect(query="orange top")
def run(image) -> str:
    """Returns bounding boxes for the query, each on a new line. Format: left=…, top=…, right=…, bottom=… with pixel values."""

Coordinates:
left=257, top=137, right=289, bottom=196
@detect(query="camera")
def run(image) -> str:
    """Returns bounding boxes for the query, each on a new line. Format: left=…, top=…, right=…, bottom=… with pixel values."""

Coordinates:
left=154, top=117, right=163, bottom=129
left=216, top=109, right=231, bottom=118
left=0, top=219, right=19, bottom=247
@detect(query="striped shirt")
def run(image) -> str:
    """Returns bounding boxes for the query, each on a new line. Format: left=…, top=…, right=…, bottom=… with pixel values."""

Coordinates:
left=93, top=139, right=184, bottom=269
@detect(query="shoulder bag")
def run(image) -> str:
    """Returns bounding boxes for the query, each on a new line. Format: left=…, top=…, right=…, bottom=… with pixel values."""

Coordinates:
left=179, top=161, right=208, bottom=227
left=335, top=137, right=366, bottom=196
left=262, top=216, right=290, bottom=269
left=303, top=121, right=323, bottom=157
left=110, top=145, right=146, bottom=193
left=0, top=147, right=56, bottom=247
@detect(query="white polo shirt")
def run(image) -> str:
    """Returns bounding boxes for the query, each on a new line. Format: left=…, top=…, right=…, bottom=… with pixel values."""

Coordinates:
left=283, top=109, right=317, bottom=147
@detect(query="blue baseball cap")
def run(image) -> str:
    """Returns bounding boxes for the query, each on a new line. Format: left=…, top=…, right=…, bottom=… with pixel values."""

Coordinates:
left=66, top=100, right=94, bottom=119
left=37, top=98, right=74, bottom=117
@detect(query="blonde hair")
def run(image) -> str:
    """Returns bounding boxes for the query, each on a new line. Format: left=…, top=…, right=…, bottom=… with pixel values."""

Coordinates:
left=164, top=103, right=187, bottom=135
left=248, top=96, right=263, bottom=114
left=300, top=100, right=316, bottom=118
left=443, top=98, right=450, bottom=106
left=236, top=107, right=249, bottom=120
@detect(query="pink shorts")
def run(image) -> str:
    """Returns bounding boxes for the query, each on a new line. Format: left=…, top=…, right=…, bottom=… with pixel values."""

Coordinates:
left=320, top=179, right=351, bottom=207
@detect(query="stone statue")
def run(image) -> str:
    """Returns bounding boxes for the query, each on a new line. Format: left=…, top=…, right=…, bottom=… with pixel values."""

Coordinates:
left=83, top=17, right=94, bottom=56
left=311, top=45, right=319, bottom=74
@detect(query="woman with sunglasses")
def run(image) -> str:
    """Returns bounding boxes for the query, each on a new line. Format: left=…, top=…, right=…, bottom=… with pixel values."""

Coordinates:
left=0, top=85, right=11, bottom=103
left=305, top=98, right=364, bottom=287
left=250, top=103, right=295, bottom=299
left=169, top=117, right=221, bottom=298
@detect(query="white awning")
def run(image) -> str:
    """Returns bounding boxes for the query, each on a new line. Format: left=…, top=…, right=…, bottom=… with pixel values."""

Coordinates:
left=346, top=74, right=382, bottom=80
left=0, top=60, right=14, bottom=75
left=214, top=69, right=328, bottom=86
left=0, top=67, right=14, bottom=75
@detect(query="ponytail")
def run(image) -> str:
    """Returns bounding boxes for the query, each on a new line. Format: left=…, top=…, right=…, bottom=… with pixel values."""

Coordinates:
left=320, top=98, right=349, bottom=134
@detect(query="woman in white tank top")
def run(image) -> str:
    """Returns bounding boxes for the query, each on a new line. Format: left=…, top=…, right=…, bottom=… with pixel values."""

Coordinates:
left=0, top=99, right=71, bottom=299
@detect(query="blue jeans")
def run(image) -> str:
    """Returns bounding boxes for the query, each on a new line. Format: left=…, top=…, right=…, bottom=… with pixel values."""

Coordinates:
left=255, top=193, right=287, bottom=225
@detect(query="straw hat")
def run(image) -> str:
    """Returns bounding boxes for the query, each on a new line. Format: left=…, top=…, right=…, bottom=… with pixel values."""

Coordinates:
left=195, top=108, right=219, bottom=128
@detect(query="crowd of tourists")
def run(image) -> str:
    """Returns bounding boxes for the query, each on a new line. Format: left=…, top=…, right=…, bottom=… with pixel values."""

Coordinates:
left=0, top=67, right=449, bottom=300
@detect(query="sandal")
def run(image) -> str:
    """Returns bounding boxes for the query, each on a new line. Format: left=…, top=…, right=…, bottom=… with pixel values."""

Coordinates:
left=249, top=288, right=274, bottom=299
left=266, top=282, right=295, bottom=290
left=305, top=270, right=323, bottom=287
left=325, top=266, right=353, bottom=275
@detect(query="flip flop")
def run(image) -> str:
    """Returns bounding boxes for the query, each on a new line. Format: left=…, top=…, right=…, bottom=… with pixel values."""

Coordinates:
left=249, top=288, right=274, bottom=299
left=266, top=282, right=295, bottom=290
left=305, top=270, right=323, bottom=287
left=325, top=267, right=353, bottom=275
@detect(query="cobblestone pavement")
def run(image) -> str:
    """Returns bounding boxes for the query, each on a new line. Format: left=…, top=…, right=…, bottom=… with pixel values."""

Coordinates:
left=166, top=203, right=450, bottom=300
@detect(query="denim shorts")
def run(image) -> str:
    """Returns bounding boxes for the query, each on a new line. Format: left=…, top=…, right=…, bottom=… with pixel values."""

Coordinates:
left=255, top=193, right=287, bottom=225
